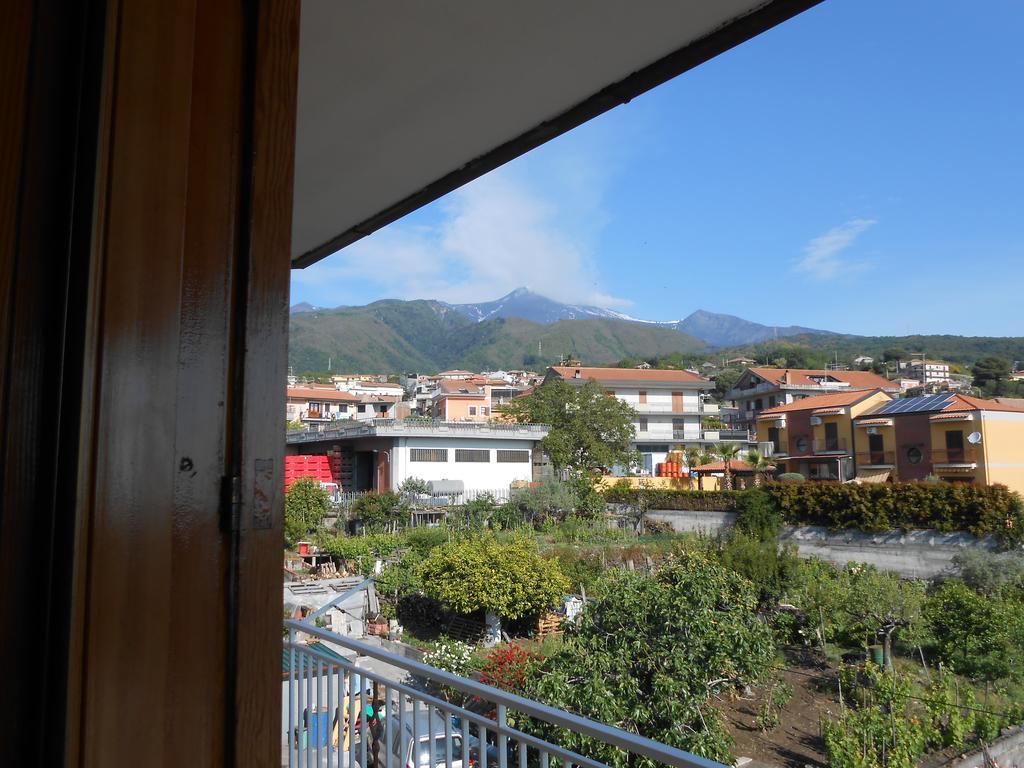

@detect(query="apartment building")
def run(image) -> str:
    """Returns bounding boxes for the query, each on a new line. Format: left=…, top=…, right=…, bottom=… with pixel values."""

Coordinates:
left=286, top=386, right=399, bottom=427
left=341, top=380, right=405, bottom=398
left=906, top=359, right=951, bottom=385
left=727, top=367, right=899, bottom=430
left=756, top=389, right=893, bottom=481
left=544, top=365, right=735, bottom=474
left=431, top=379, right=494, bottom=421
left=757, top=390, right=1024, bottom=492
left=852, top=392, right=1024, bottom=493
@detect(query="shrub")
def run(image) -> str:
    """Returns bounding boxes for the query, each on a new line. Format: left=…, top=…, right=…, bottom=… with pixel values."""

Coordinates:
left=734, top=488, right=782, bottom=541
left=512, top=480, right=577, bottom=524
left=601, top=485, right=737, bottom=512
left=284, top=476, right=330, bottom=547
left=479, top=644, right=543, bottom=693
left=351, top=491, right=405, bottom=531
left=776, top=472, right=805, bottom=484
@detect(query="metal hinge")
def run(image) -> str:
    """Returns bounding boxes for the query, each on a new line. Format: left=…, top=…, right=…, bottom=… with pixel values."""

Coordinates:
left=220, top=474, right=241, bottom=533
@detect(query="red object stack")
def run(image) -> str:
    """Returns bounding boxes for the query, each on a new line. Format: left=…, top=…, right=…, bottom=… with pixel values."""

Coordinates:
left=284, top=454, right=333, bottom=491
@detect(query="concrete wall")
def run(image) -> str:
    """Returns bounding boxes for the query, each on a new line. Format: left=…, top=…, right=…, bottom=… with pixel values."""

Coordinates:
left=944, top=726, right=1024, bottom=768
left=642, top=509, right=997, bottom=579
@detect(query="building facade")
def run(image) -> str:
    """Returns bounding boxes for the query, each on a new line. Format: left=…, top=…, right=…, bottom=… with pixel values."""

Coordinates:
left=726, top=367, right=899, bottom=430
left=756, top=389, right=893, bottom=481
left=286, top=421, right=548, bottom=492
left=906, top=360, right=951, bottom=385
left=544, top=365, right=741, bottom=474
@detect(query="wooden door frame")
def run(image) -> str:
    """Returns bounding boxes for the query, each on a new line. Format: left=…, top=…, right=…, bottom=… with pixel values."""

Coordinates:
left=2, top=1, right=299, bottom=765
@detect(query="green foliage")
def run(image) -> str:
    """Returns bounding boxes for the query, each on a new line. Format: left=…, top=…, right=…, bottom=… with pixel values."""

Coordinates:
left=418, top=533, right=569, bottom=620
left=284, top=476, right=330, bottom=547
left=502, top=379, right=638, bottom=475
left=766, top=482, right=1024, bottom=544
left=734, top=489, right=782, bottom=541
left=602, top=483, right=737, bottom=511
left=313, top=531, right=402, bottom=572
left=972, top=356, right=1012, bottom=392
left=925, top=580, right=1024, bottom=683
left=776, top=472, right=805, bottom=483
left=511, top=480, right=577, bottom=524
left=822, top=665, right=928, bottom=768
left=397, top=477, right=430, bottom=497
left=351, top=491, right=405, bottom=532
left=716, top=533, right=800, bottom=607
left=523, top=552, right=776, bottom=765
left=712, top=367, right=742, bottom=399
left=756, top=680, right=793, bottom=732
left=951, top=548, right=1024, bottom=595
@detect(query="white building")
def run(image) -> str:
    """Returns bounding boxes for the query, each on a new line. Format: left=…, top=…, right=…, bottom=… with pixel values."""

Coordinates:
left=340, top=380, right=405, bottom=397
left=906, top=359, right=951, bottom=385
left=543, top=365, right=737, bottom=474
left=285, top=421, right=548, bottom=492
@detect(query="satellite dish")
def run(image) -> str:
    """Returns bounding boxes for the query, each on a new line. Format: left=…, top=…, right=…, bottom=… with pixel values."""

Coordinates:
left=967, top=432, right=982, bottom=444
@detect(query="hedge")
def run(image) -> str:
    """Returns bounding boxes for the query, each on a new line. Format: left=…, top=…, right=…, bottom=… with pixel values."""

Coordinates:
left=764, top=482, right=1023, bottom=543
left=601, top=482, right=1024, bottom=544
left=601, top=485, right=736, bottom=512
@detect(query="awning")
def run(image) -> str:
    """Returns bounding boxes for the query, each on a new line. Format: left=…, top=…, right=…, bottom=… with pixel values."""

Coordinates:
left=811, top=407, right=845, bottom=416
left=291, top=0, right=822, bottom=265
left=856, top=418, right=894, bottom=428
left=855, top=469, right=892, bottom=484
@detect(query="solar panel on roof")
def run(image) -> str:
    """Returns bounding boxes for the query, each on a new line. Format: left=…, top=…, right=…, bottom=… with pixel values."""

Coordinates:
left=875, top=393, right=954, bottom=415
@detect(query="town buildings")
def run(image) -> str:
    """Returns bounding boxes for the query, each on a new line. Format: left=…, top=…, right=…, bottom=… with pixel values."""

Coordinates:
left=726, top=367, right=900, bottom=430
left=286, top=384, right=400, bottom=427
left=431, top=379, right=494, bottom=421
left=756, top=390, right=1024, bottom=492
left=544, top=365, right=746, bottom=474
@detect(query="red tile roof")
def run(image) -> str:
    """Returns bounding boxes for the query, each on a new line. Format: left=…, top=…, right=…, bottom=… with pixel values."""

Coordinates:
left=748, top=367, right=896, bottom=390
left=942, top=393, right=1024, bottom=413
left=760, top=389, right=888, bottom=415
left=437, top=379, right=486, bottom=396
left=549, top=366, right=705, bottom=383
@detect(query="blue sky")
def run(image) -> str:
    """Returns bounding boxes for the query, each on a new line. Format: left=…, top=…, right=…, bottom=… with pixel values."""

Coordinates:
left=291, top=0, right=1024, bottom=336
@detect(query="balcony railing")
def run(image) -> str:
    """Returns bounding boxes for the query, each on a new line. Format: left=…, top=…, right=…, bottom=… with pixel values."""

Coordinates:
left=931, top=447, right=978, bottom=464
left=811, top=437, right=848, bottom=455
left=671, top=429, right=754, bottom=442
left=283, top=621, right=721, bottom=768
left=856, top=451, right=896, bottom=467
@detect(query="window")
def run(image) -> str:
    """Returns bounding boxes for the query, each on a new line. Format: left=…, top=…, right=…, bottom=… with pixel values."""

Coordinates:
left=468, top=406, right=477, bottom=415
left=411, top=448, right=448, bottom=462
left=357, top=404, right=366, bottom=413
left=309, top=401, right=321, bottom=411
left=795, top=436, right=808, bottom=453
left=906, top=445, right=923, bottom=465
left=767, top=427, right=780, bottom=453
left=339, top=404, right=348, bottom=413
left=638, top=390, right=647, bottom=404
left=638, top=417, right=648, bottom=432
left=481, top=407, right=489, bottom=415
left=824, top=422, right=839, bottom=451
left=455, top=449, right=489, bottom=462
left=755, top=398, right=763, bottom=410
left=496, top=449, right=530, bottom=463
left=768, top=396, right=776, bottom=407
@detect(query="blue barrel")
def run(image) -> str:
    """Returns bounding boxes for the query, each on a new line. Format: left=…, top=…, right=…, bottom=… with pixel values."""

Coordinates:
left=306, top=710, right=331, bottom=748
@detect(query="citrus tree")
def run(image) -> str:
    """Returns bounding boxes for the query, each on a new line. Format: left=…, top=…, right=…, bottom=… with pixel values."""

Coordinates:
left=524, top=551, right=775, bottom=765
left=417, top=533, right=568, bottom=640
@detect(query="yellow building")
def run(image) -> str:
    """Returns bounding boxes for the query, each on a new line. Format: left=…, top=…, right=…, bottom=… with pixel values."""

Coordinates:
left=756, top=389, right=893, bottom=481
left=851, top=392, right=1024, bottom=493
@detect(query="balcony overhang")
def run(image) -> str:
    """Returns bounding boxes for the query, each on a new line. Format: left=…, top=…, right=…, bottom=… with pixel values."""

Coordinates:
left=856, top=418, right=894, bottom=428
left=929, top=412, right=975, bottom=422
left=291, top=0, right=823, bottom=266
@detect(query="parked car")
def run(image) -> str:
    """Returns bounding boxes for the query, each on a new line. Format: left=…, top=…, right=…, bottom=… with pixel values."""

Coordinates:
left=386, top=711, right=467, bottom=768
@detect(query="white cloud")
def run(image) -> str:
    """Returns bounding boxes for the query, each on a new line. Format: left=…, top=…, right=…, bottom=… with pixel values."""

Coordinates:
left=291, top=167, right=628, bottom=309
left=795, top=218, right=877, bottom=280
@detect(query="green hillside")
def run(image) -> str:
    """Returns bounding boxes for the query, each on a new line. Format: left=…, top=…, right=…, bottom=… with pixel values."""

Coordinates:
left=288, top=302, right=706, bottom=373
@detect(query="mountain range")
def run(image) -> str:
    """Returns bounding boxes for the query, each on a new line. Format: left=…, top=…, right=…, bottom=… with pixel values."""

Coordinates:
left=288, top=288, right=837, bottom=372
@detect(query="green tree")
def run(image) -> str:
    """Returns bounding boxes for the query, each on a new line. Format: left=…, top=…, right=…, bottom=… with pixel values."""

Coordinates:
left=418, top=533, right=568, bottom=637
left=712, top=367, right=742, bottom=399
left=502, top=378, right=638, bottom=476
left=925, top=580, right=1022, bottom=683
left=840, top=565, right=927, bottom=669
left=284, top=476, right=330, bottom=547
left=972, top=356, right=1012, bottom=393
left=524, top=552, right=775, bottom=765
left=351, top=491, right=405, bottom=532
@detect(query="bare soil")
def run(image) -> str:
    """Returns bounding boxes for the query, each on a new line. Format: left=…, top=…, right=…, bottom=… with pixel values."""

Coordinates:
left=716, top=647, right=839, bottom=768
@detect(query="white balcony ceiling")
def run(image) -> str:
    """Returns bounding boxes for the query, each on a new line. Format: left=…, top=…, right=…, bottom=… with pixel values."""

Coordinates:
left=292, top=0, right=819, bottom=266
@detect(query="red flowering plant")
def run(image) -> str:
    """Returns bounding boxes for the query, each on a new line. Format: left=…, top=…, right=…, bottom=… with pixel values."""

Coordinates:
left=479, top=645, right=543, bottom=695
